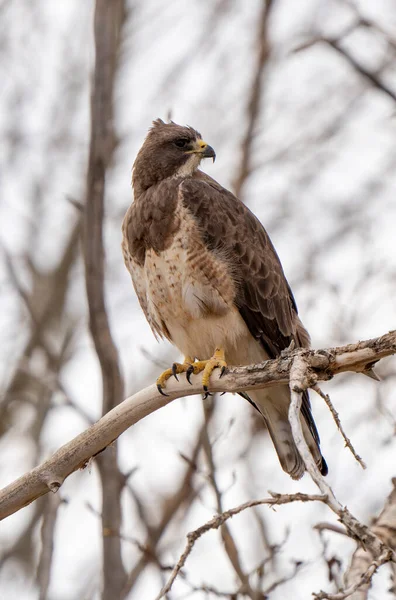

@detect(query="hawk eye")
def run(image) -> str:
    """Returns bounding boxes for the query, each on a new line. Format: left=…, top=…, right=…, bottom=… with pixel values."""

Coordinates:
left=174, top=138, right=189, bottom=148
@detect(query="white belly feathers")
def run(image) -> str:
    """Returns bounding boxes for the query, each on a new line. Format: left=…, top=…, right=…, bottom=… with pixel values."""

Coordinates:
left=142, top=222, right=249, bottom=361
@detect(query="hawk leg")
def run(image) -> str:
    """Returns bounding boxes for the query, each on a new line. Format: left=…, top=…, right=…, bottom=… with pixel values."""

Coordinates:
left=156, top=348, right=227, bottom=397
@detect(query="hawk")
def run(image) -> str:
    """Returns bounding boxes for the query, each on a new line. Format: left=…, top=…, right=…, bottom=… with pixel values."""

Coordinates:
left=122, top=119, right=327, bottom=480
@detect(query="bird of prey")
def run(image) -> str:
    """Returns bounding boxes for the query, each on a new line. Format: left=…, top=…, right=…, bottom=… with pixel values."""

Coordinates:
left=122, top=119, right=327, bottom=480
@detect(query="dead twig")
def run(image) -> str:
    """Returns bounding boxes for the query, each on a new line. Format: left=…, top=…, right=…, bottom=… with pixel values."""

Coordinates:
left=312, top=384, right=366, bottom=469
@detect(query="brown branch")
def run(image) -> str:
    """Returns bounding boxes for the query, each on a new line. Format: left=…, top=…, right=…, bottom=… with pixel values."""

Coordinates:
left=37, top=493, right=63, bottom=600
left=326, top=39, right=396, bottom=104
left=232, top=0, right=275, bottom=199
left=83, top=0, right=126, bottom=598
left=0, top=331, right=395, bottom=521
left=294, top=37, right=396, bottom=104
left=201, top=398, right=257, bottom=599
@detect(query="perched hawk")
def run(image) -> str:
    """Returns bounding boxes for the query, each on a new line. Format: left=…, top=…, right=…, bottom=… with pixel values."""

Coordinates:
left=122, top=119, right=327, bottom=480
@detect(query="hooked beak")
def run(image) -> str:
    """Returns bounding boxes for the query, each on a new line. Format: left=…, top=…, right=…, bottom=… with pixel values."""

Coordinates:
left=201, top=144, right=216, bottom=162
left=190, top=139, right=216, bottom=162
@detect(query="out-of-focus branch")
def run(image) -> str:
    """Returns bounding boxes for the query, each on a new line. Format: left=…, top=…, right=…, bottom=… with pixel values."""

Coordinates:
left=0, top=331, right=395, bottom=521
left=155, top=492, right=327, bottom=600
left=342, top=479, right=396, bottom=600
left=83, top=1, right=126, bottom=598
left=233, top=0, right=275, bottom=199
left=37, top=493, right=63, bottom=600
left=294, top=37, right=396, bottom=104
left=121, top=424, right=205, bottom=598
left=326, top=39, right=396, bottom=104
left=0, top=221, right=81, bottom=435
left=201, top=398, right=258, bottom=599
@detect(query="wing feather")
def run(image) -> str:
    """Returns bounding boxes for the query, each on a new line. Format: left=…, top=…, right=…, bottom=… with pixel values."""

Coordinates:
left=181, top=171, right=326, bottom=473
left=182, top=172, right=296, bottom=355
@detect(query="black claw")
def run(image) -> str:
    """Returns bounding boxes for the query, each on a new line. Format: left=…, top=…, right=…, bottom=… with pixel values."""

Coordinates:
left=203, top=387, right=213, bottom=400
left=157, top=384, right=169, bottom=397
left=171, top=363, right=179, bottom=381
left=220, top=391, right=226, bottom=396
left=186, top=365, right=194, bottom=385
left=219, top=366, right=227, bottom=378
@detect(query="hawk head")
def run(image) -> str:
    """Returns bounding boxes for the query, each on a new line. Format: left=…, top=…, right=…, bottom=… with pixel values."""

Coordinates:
left=132, top=119, right=216, bottom=194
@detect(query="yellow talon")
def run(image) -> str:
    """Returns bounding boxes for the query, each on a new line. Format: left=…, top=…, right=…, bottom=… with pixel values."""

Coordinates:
left=156, top=349, right=227, bottom=396
left=156, top=356, right=194, bottom=396
left=191, top=347, right=227, bottom=392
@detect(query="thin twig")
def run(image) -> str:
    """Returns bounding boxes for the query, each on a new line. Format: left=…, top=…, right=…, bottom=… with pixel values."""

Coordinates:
left=312, top=384, right=366, bottom=469
left=233, top=0, right=275, bottom=198
left=314, top=522, right=349, bottom=537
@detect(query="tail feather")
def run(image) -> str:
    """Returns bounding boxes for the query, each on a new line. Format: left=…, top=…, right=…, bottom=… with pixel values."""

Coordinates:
left=249, top=387, right=327, bottom=480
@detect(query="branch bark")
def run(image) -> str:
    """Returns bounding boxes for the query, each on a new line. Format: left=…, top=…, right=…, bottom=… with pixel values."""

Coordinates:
left=0, top=330, right=394, bottom=522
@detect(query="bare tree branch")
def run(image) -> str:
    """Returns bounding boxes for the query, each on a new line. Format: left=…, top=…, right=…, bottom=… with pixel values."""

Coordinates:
left=155, top=492, right=327, bottom=600
left=83, top=0, right=126, bottom=597
left=0, top=331, right=394, bottom=523
left=37, top=493, right=63, bottom=600
left=233, top=0, right=275, bottom=199
left=314, top=550, right=392, bottom=600
left=343, top=478, right=396, bottom=600
left=312, top=384, right=366, bottom=469
left=294, top=37, right=396, bottom=104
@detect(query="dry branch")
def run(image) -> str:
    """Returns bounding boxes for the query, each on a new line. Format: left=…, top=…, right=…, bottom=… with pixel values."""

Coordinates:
left=343, top=479, right=396, bottom=600
left=83, top=0, right=126, bottom=597
left=0, top=330, right=394, bottom=523
left=232, top=0, right=274, bottom=198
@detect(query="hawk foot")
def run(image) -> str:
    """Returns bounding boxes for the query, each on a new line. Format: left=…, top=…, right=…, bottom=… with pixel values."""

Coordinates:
left=156, top=357, right=194, bottom=396
left=155, top=348, right=228, bottom=396
left=191, top=347, right=227, bottom=394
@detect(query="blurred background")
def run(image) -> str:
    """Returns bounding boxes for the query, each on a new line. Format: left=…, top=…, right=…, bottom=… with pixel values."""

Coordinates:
left=0, top=1, right=396, bottom=598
